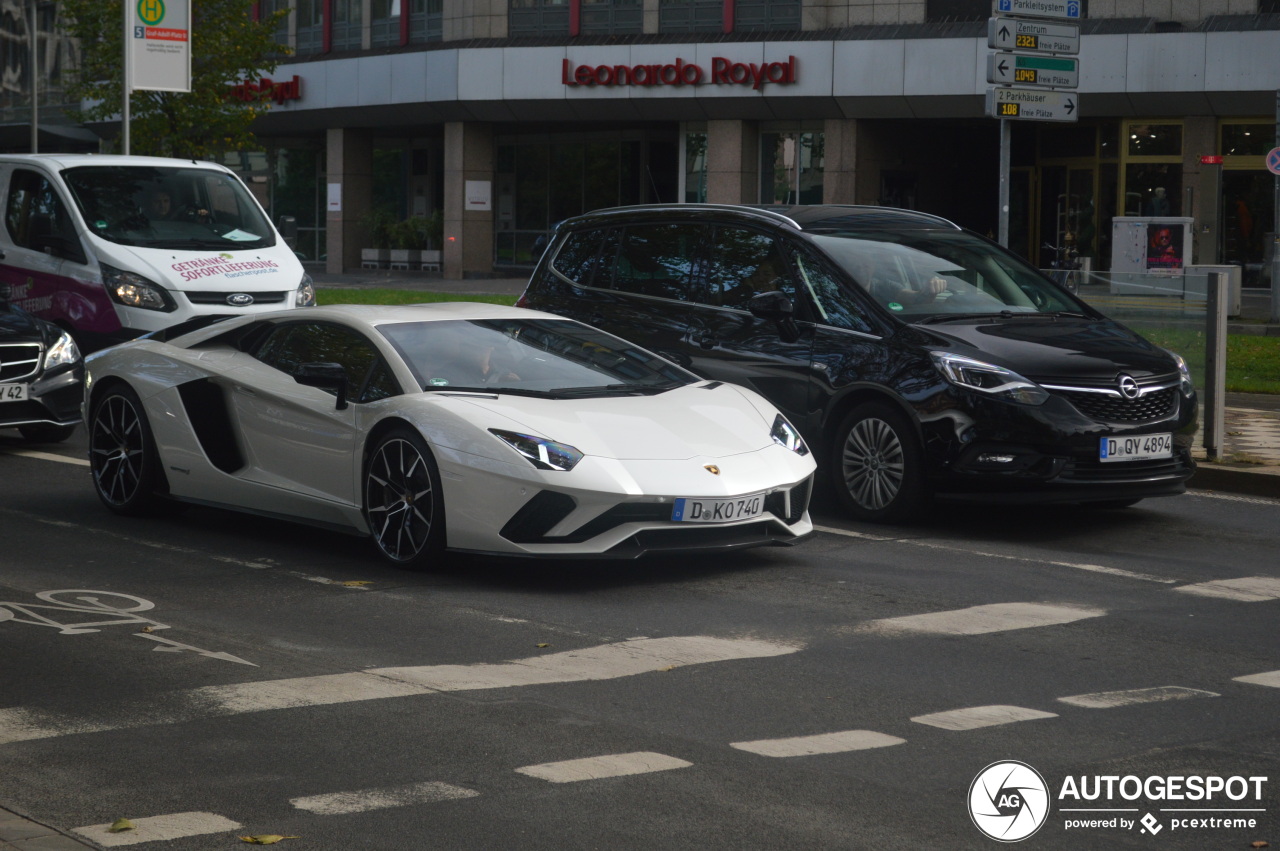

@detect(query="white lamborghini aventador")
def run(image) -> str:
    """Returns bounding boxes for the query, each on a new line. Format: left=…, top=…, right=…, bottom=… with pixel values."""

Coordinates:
left=84, top=303, right=815, bottom=566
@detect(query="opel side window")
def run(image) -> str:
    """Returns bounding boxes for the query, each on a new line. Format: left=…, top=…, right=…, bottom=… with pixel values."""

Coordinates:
left=706, top=227, right=795, bottom=310
left=552, top=227, right=618, bottom=288
left=796, top=252, right=875, bottom=335
left=5, top=170, right=86, bottom=264
left=613, top=223, right=703, bottom=301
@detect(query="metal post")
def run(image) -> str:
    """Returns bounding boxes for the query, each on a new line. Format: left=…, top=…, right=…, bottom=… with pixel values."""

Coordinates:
left=29, top=0, right=37, bottom=153
left=122, top=3, right=130, bottom=155
left=998, top=119, right=1010, bottom=248
left=1204, top=271, right=1228, bottom=461
left=1273, top=90, right=1280, bottom=322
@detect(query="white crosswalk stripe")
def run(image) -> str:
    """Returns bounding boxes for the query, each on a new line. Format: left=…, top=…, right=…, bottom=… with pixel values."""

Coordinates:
left=857, top=602, right=1106, bottom=636
left=1173, top=576, right=1280, bottom=602
left=1057, top=686, right=1219, bottom=708
left=74, top=812, right=241, bottom=846
left=291, top=781, right=479, bottom=815
left=911, top=705, right=1058, bottom=730
left=730, top=730, right=905, bottom=757
left=515, top=752, right=692, bottom=783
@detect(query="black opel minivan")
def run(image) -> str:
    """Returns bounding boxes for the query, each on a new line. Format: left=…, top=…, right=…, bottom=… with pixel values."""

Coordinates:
left=518, top=204, right=1198, bottom=522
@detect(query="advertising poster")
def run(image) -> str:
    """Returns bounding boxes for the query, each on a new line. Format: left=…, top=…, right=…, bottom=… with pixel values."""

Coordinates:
left=1146, top=222, right=1184, bottom=271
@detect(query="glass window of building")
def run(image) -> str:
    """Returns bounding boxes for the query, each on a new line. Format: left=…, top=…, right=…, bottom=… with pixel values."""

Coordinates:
left=760, top=131, right=824, bottom=205
left=683, top=130, right=708, bottom=203
left=581, top=0, right=643, bottom=34
left=510, top=0, right=571, bottom=36
left=659, top=0, right=724, bottom=33
left=371, top=0, right=402, bottom=47
left=1122, top=122, right=1182, bottom=217
left=1220, top=120, right=1274, bottom=287
left=411, top=0, right=444, bottom=42
left=1221, top=122, right=1273, bottom=157
left=331, top=0, right=362, bottom=51
left=735, top=0, right=801, bottom=31
left=272, top=147, right=326, bottom=264
left=260, top=0, right=290, bottom=54
left=296, top=0, right=323, bottom=55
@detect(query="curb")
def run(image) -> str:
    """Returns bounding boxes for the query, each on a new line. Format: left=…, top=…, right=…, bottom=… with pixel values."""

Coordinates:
left=1189, top=463, right=1280, bottom=500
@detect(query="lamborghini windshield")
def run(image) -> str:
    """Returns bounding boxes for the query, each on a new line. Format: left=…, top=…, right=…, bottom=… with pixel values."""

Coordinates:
left=810, top=230, right=1090, bottom=321
left=63, top=165, right=276, bottom=250
left=379, top=318, right=698, bottom=397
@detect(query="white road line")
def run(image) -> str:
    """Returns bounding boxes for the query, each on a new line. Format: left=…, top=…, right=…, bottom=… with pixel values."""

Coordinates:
left=857, top=602, right=1105, bottom=636
left=730, top=730, right=905, bottom=757
left=74, top=812, right=240, bottom=846
left=369, top=635, right=800, bottom=692
left=1057, top=686, right=1219, bottom=709
left=0, top=447, right=89, bottom=466
left=1173, top=576, right=1280, bottom=602
left=1190, top=490, right=1280, bottom=506
left=0, top=636, right=800, bottom=743
left=1233, top=670, right=1280, bottom=688
left=515, top=752, right=692, bottom=783
left=291, top=781, right=479, bottom=815
left=814, top=525, right=1176, bottom=584
left=911, top=705, right=1058, bottom=730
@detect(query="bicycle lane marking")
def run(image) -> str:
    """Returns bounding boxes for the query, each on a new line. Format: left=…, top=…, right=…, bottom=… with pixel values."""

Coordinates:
left=813, top=524, right=1179, bottom=584
left=0, top=447, right=89, bottom=466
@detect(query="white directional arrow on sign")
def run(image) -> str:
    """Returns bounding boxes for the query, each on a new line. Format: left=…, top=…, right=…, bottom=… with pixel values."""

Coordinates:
left=985, top=87, right=1079, bottom=122
left=988, top=17, right=1081, bottom=55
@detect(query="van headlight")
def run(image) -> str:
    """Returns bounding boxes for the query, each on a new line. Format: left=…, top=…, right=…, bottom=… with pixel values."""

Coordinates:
left=296, top=273, right=316, bottom=307
left=1166, top=349, right=1195, bottom=397
left=101, top=264, right=176, bottom=312
left=931, top=352, right=1049, bottom=405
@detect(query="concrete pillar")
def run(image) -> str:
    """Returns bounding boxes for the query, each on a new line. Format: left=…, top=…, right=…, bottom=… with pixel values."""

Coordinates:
left=706, top=119, right=758, bottom=205
left=823, top=118, right=859, bottom=204
left=1184, top=115, right=1218, bottom=264
left=325, top=127, right=373, bottom=274
left=443, top=121, right=495, bottom=279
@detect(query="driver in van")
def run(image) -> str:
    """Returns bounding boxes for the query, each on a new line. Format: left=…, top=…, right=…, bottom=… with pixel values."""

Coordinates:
left=850, top=253, right=948, bottom=308
left=146, top=188, right=175, bottom=221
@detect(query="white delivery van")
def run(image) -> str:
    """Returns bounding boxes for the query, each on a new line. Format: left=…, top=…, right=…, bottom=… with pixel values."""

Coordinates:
left=0, top=154, right=314, bottom=348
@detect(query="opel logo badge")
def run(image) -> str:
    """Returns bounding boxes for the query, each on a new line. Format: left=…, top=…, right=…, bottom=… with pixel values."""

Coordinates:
left=1117, top=374, right=1140, bottom=400
left=704, top=465, right=720, bottom=475
left=226, top=293, right=254, bottom=306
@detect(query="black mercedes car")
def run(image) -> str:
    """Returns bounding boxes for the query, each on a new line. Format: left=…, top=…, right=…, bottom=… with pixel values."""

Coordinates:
left=518, top=204, right=1198, bottom=522
left=0, top=282, right=84, bottom=443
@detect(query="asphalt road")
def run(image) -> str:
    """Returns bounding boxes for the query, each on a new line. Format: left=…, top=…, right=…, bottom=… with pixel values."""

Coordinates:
left=1, top=429, right=1278, bottom=850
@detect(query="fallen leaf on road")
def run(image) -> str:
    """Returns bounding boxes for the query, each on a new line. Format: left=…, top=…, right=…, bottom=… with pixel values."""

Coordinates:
left=536, top=643, right=550, bottom=648
left=239, top=836, right=299, bottom=844
left=1249, top=842, right=1268, bottom=848
left=341, top=580, right=373, bottom=587
left=108, top=818, right=135, bottom=833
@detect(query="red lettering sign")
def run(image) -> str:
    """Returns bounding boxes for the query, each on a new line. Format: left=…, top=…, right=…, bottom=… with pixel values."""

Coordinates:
left=562, top=56, right=795, bottom=89
left=228, top=75, right=302, bottom=105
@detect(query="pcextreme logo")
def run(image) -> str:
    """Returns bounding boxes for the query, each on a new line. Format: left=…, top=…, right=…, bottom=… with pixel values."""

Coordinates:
left=968, top=761, right=1271, bottom=842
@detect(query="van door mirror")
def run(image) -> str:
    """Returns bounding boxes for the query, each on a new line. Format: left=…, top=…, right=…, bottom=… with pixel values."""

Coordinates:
left=747, top=290, right=801, bottom=343
left=293, top=362, right=349, bottom=410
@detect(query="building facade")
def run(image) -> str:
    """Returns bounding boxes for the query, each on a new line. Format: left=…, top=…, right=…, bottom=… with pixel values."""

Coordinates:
left=7, top=0, right=1280, bottom=286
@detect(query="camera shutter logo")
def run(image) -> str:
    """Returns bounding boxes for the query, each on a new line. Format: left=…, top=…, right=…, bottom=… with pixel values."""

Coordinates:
left=968, top=760, right=1050, bottom=842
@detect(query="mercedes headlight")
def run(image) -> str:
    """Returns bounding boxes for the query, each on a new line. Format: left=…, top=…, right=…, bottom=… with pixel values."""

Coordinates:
left=101, top=264, right=175, bottom=312
left=931, top=352, right=1049, bottom=406
left=490, top=429, right=583, bottom=471
left=296, top=273, right=316, bottom=307
left=770, top=414, right=809, bottom=455
left=1166, top=349, right=1195, bottom=397
left=44, top=331, right=81, bottom=369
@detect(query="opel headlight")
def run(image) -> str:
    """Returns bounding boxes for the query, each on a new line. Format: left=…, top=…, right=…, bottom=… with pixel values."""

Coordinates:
left=296, top=273, right=316, bottom=307
left=101, top=264, right=175, bottom=312
left=44, top=331, right=81, bottom=369
left=931, top=352, right=1049, bottom=406
left=490, top=429, right=583, bottom=471
left=770, top=414, right=809, bottom=455
left=1166, top=349, right=1195, bottom=397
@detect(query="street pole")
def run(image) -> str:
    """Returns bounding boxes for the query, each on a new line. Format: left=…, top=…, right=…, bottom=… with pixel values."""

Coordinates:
left=29, top=0, right=37, bottom=153
left=998, top=119, right=1010, bottom=247
left=1273, top=90, right=1280, bottom=322
left=122, top=3, right=130, bottom=155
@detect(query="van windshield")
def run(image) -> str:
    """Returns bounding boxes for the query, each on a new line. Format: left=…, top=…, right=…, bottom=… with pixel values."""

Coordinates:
left=62, top=165, right=276, bottom=250
left=810, top=230, right=1089, bottom=321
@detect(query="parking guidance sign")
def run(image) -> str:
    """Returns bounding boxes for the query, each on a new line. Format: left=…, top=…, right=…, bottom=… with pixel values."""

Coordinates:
left=129, top=0, right=191, bottom=92
left=995, top=0, right=1082, bottom=20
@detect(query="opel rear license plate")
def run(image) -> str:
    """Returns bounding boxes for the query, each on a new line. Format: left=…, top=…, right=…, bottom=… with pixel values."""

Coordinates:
left=1099, top=433, right=1172, bottom=462
left=672, top=494, right=764, bottom=523
left=0, top=383, right=29, bottom=402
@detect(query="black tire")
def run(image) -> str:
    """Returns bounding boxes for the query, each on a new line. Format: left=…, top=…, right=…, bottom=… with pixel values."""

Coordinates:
left=364, top=428, right=445, bottom=568
left=832, top=401, right=929, bottom=523
left=18, top=423, right=77, bottom=443
left=88, top=385, right=165, bottom=515
left=1082, top=498, right=1143, bottom=509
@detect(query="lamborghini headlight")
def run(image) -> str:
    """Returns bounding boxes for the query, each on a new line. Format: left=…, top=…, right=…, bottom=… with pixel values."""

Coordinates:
left=931, top=351, right=1049, bottom=406
left=490, top=429, right=584, bottom=471
left=770, top=414, right=809, bottom=455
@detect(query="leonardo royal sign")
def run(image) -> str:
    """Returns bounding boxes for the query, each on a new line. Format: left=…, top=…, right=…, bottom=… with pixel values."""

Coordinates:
left=562, top=56, right=798, bottom=90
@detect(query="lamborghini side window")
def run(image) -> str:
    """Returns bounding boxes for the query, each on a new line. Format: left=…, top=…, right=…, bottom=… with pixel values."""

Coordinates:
left=254, top=322, right=399, bottom=402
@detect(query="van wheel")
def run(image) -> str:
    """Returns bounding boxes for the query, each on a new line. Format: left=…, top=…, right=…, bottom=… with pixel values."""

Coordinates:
left=832, top=401, right=929, bottom=523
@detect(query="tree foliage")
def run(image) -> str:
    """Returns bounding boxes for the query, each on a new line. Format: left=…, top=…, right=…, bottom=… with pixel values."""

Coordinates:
left=61, top=0, right=289, bottom=159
